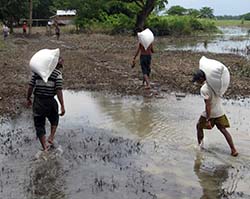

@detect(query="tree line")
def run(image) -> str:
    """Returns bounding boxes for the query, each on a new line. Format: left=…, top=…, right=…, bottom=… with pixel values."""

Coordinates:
left=2, top=1, right=247, bottom=35
left=0, top=0, right=167, bottom=33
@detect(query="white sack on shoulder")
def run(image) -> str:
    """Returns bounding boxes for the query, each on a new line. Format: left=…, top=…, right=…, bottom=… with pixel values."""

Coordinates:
left=29, top=48, right=60, bottom=83
left=137, top=28, right=154, bottom=50
left=199, top=56, right=230, bottom=96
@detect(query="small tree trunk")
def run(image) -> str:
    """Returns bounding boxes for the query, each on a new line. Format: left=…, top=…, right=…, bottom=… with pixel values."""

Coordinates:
left=8, top=16, right=14, bottom=33
left=134, top=0, right=156, bottom=33
left=29, top=0, right=33, bottom=35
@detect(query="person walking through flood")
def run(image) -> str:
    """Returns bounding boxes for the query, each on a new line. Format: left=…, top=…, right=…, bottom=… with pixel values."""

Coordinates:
left=26, top=57, right=65, bottom=151
left=132, top=32, right=154, bottom=89
left=192, top=69, right=238, bottom=157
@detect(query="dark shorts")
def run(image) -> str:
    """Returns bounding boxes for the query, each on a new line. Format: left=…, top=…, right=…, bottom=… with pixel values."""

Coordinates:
left=140, top=55, right=151, bottom=76
left=198, top=115, right=230, bottom=129
left=33, top=96, right=59, bottom=138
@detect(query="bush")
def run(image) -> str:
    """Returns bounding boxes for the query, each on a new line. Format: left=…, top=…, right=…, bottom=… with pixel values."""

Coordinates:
left=147, top=15, right=218, bottom=36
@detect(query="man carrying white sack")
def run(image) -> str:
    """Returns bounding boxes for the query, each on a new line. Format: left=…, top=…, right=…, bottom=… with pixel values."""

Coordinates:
left=27, top=57, right=65, bottom=151
left=132, top=28, right=154, bottom=89
left=192, top=69, right=238, bottom=157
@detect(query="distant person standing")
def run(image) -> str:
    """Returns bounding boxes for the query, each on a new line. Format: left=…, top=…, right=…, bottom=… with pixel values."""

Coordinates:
left=22, top=22, right=27, bottom=35
left=55, top=25, right=60, bottom=40
left=132, top=32, right=154, bottom=89
left=2, top=24, right=9, bottom=40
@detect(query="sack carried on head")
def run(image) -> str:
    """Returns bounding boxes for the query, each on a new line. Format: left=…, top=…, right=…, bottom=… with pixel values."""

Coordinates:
left=29, top=48, right=60, bottom=82
left=137, top=28, right=154, bottom=50
left=199, top=56, right=230, bottom=96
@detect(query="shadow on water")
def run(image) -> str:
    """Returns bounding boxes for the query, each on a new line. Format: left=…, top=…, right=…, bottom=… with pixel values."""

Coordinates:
left=1, top=90, right=250, bottom=198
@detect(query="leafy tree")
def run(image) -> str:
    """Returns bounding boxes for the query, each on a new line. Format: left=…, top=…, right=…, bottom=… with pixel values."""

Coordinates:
left=51, top=0, right=168, bottom=32
left=241, top=12, right=250, bottom=20
left=52, top=0, right=109, bottom=27
left=32, top=0, right=54, bottom=19
left=199, top=7, right=214, bottom=19
left=0, top=0, right=29, bottom=32
left=187, top=9, right=200, bottom=17
left=167, top=5, right=187, bottom=16
left=122, top=0, right=168, bottom=32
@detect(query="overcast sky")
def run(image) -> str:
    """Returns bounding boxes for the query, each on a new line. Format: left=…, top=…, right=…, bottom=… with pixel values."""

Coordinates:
left=166, top=0, right=250, bottom=16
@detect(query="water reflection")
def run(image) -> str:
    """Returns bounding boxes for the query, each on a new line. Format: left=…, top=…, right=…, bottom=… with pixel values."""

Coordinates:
left=61, top=92, right=173, bottom=138
left=95, top=97, right=156, bottom=137
left=2, top=90, right=250, bottom=198
left=194, top=153, right=230, bottom=199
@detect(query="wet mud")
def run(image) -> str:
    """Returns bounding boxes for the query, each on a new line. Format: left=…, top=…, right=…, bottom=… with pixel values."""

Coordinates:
left=1, top=29, right=250, bottom=117
left=1, top=92, right=250, bottom=199
left=1, top=27, right=250, bottom=199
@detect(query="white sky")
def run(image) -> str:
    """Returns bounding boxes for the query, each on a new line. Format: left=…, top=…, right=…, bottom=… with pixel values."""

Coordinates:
left=166, top=0, right=250, bottom=16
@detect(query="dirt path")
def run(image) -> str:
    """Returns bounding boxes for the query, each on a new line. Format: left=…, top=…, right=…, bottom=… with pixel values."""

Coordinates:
left=0, top=33, right=250, bottom=116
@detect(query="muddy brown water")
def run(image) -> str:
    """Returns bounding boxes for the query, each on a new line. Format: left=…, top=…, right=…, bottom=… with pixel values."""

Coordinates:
left=1, top=90, right=250, bottom=199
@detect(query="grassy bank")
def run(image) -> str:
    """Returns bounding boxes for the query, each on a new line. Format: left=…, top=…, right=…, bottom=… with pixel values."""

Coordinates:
left=213, top=19, right=250, bottom=28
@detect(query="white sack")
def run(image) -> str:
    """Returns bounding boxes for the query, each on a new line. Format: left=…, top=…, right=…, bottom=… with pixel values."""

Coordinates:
left=29, top=48, right=60, bottom=83
left=137, top=28, right=154, bottom=50
left=199, top=56, right=230, bottom=96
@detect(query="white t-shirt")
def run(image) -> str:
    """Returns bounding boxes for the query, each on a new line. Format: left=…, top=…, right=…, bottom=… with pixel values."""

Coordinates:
left=200, top=83, right=224, bottom=118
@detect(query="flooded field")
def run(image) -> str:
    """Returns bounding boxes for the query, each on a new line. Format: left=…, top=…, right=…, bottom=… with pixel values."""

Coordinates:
left=166, top=27, right=250, bottom=58
left=1, top=90, right=250, bottom=199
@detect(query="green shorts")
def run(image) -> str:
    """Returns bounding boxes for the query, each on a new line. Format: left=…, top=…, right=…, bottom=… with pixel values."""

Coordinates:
left=198, top=114, right=230, bottom=129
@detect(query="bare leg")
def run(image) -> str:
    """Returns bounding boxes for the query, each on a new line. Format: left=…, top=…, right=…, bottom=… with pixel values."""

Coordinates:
left=38, top=135, right=48, bottom=151
left=142, top=78, right=145, bottom=86
left=216, top=125, right=238, bottom=156
left=48, top=125, right=57, bottom=145
left=144, top=74, right=150, bottom=89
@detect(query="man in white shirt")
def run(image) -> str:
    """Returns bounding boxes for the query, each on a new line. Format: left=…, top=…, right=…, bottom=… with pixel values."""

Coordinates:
left=192, top=70, right=238, bottom=156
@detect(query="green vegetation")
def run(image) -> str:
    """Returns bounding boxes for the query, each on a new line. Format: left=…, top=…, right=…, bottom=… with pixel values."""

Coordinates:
left=0, top=1, right=248, bottom=36
left=0, top=39, right=6, bottom=50
left=213, top=19, right=250, bottom=28
left=147, top=16, right=218, bottom=36
left=71, top=15, right=219, bottom=36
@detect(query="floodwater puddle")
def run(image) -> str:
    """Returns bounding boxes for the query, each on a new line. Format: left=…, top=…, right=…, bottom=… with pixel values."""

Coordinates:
left=166, top=26, right=250, bottom=57
left=1, top=90, right=250, bottom=198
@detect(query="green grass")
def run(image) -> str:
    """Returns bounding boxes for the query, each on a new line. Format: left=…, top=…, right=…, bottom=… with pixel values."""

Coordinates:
left=213, top=19, right=250, bottom=27
left=0, top=39, right=6, bottom=50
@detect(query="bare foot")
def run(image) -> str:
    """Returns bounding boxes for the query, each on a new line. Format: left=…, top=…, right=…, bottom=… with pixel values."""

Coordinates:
left=42, top=145, right=50, bottom=152
left=231, top=151, right=239, bottom=157
left=48, top=135, right=54, bottom=145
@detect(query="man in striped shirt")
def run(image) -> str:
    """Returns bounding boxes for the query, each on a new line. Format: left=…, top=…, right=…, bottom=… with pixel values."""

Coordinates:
left=27, top=58, right=65, bottom=151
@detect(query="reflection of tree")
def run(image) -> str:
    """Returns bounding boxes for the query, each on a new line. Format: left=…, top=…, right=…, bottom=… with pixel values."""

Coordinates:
left=194, top=153, right=230, bottom=199
left=28, top=159, right=66, bottom=199
left=97, top=97, right=154, bottom=137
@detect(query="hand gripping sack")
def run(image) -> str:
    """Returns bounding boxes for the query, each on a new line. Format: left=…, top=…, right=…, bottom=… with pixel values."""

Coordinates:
left=137, top=28, right=154, bottom=50
left=29, top=48, right=60, bottom=82
left=199, top=56, right=230, bottom=96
